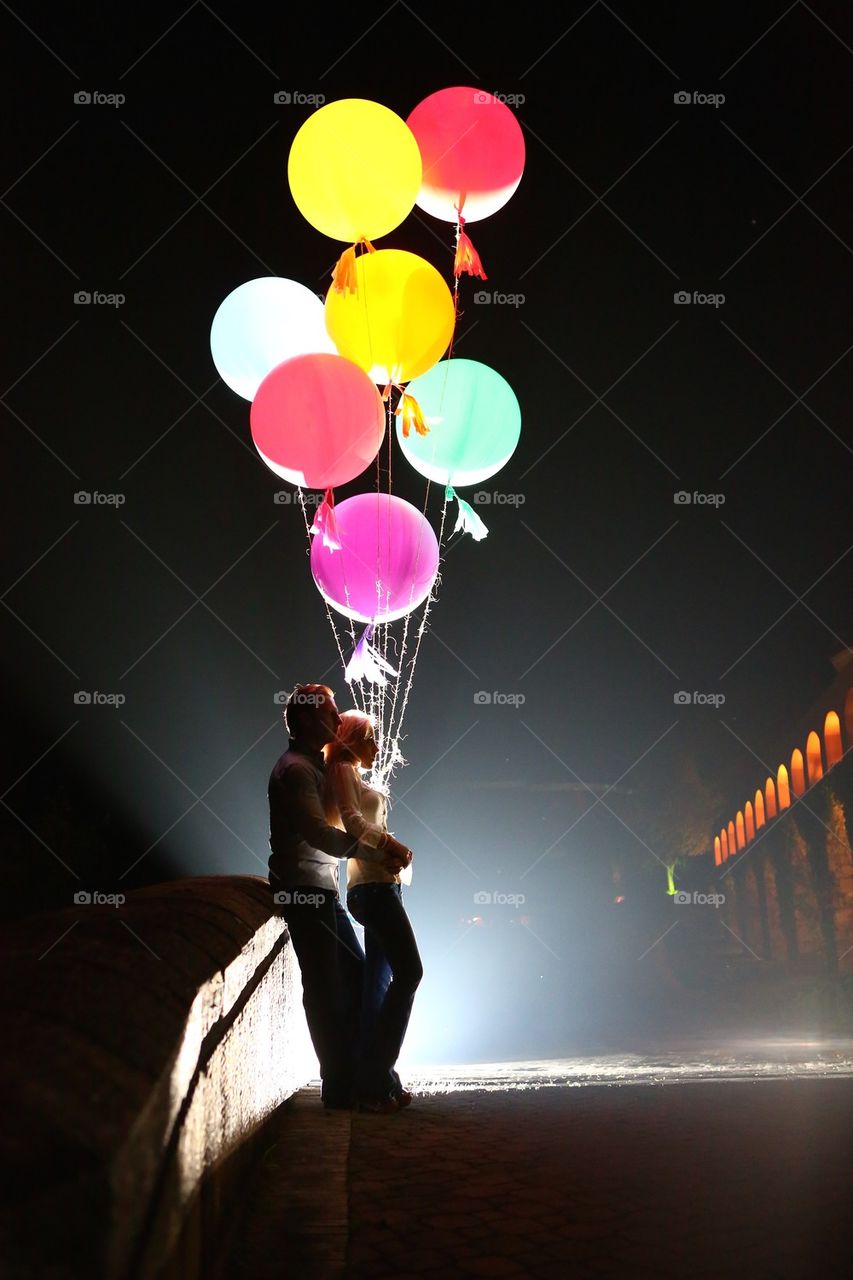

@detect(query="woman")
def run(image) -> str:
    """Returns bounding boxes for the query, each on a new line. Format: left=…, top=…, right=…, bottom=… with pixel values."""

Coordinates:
left=324, top=711, right=423, bottom=1113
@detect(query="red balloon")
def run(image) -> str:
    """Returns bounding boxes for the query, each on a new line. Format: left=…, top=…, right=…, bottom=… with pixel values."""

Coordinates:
left=407, top=87, right=525, bottom=224
left=250, top=353, right=385, bottom=489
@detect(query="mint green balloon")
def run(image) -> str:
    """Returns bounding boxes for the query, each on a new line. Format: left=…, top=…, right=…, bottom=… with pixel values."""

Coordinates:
left=397, top=358, right=521, bottom=487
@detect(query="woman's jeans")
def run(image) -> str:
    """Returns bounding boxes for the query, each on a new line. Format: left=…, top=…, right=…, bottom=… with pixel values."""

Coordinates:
left=347, top=882, right=423, bottom=1102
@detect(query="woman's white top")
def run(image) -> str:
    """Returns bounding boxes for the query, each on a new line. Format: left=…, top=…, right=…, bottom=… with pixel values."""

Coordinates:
left=326, top=761, right=411, bottom=889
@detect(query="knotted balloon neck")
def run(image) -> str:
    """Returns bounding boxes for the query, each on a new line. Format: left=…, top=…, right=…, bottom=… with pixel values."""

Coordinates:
left=331, top=237, right=375, bottom=296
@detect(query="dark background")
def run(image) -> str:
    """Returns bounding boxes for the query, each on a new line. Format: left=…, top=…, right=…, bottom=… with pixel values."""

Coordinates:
left=2, top=1, right=851, bottom=1060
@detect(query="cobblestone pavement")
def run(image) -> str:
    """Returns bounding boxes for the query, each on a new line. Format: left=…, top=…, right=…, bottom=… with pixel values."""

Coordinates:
left=226, top=1072, right=853, bottom=1280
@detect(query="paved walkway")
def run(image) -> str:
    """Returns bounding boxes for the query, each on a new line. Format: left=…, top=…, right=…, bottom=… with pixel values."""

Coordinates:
left=224, top=1060, right=853, bottom=1279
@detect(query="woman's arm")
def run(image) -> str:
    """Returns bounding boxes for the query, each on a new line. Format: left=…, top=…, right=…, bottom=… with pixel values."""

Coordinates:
left=327, top=762, right=388, bottom=849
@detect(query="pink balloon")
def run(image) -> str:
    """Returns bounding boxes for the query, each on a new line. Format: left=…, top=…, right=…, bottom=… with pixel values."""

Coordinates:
left=311, top=493, right=439, bottom=623
left=250, top=353, right=385, bottom=489
left=407, top=87, right=525, bottom=223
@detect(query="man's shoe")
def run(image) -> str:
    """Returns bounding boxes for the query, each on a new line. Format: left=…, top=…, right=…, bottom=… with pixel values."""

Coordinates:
left=395, top=1088, right=413, bottom=1108
left=358, top=1096, right=400, bottom=1114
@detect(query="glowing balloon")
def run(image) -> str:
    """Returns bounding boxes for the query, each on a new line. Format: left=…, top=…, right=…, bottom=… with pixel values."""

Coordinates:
left=407, top=87, right=525, bottom=223
left=287, top=99, right=423, bottom=243
left=396, top=359, right=521, bottom=486
left=250, top=353, right=385, bottom=489
left=310, top=493, right=439, bottom=623
left=324, top=249, right=455, bottom=385
left=210, top=277, right=335, bottom=401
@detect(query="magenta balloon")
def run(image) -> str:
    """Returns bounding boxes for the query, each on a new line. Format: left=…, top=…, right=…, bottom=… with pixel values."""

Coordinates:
left=311, top=493, right=439, bottom=623
left=250, top=353, right=385, bottom=489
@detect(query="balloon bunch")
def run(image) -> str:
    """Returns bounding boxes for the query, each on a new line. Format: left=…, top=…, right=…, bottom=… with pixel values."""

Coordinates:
left=210, top=89, right=525, bottom=785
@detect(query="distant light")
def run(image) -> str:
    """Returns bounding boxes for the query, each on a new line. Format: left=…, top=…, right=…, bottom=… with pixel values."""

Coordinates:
left=614, top=895, right=625, bottom=904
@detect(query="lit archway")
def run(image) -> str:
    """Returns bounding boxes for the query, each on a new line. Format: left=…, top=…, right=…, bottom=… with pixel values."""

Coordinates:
left=728, top=819, right=736, bottom=852
left=777, top=765, right=790, bottom=810
left=745, top=801, right=755, bottom=842
left=714, top=836, right=721, bottom=866
left=765, top=777, right=777, bottom=818
left=806, top=730, right=823, bottom=785
left=755, top=789, right=765, bottom=828
left=721, top=829, right=729, bottom=859
left=736, top=810, right=745, bottom=850
left=791, top=748, right=806, bottom=797
left=825, top=710, right=843, bottom=769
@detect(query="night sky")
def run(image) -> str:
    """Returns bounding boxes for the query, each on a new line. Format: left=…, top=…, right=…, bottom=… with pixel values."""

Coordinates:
left=2, top=3, right=851, bottom=1056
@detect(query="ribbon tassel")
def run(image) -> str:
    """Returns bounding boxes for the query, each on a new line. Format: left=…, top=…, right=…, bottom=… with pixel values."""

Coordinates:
left=446, top=485, right=488, bottom=541
left=345, top=625, right=399, bottom=687
left=454, top=211, right=487, bottom=281
left=330, top=237, right=375, bottom=296
left=310, top=487, right=342, bottom=551
left=395, top=391, right=430, bottom=439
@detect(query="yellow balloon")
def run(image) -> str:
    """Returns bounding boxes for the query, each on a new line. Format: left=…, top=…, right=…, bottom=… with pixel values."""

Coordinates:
left=325, top=249, right=456, bottom=385
left=287, top=99, right=423, bottom=243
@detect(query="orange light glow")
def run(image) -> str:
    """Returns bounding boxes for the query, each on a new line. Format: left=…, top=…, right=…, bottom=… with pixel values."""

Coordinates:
left=745, top=801, right=755, bottom=843
left=824, top=711, right=843, bottom=770
left=714, top=837, right=721, bottom=866
left=765, top=777, right=778, bottom=818
left=806, top=730, right=823, bottom=785
left=755, top=789, right=765, bottom=828
left=721, top=829, right=729, bottom=859
left=791, top=749, right=806, bottom=797
left=736, top=811, right=745, bottom=850
left=777, top=765, right=791, bottom=810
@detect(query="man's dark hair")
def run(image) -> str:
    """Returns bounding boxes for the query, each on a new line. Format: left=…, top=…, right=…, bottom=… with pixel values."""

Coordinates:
left=284, top=683, right=334, bottom=739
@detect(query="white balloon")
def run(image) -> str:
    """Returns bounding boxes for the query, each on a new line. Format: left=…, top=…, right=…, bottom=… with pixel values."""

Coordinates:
left=210, top=277, right=336, bottom=400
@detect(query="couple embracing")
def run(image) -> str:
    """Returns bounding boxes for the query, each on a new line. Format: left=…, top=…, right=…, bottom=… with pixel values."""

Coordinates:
left=267, top=683, right=422, bottom=1113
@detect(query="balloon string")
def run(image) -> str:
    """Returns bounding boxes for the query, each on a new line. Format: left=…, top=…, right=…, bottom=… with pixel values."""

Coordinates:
left=296, top=488, right=364, bottom=712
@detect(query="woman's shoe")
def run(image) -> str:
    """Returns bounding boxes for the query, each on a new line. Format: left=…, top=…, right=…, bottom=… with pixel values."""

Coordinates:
left=395, top=1088, right=413, bottom=1108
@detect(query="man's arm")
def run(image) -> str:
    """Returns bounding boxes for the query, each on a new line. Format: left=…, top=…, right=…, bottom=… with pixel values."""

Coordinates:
left=275, top=763, right=366, bottom=859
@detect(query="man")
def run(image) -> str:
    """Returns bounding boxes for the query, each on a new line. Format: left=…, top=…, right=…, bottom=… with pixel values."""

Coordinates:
left=267, top=683, right=410, bottom=1109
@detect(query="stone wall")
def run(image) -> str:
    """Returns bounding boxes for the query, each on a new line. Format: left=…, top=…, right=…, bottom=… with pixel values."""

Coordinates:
left=0, top=875, right=313, bottom=1280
